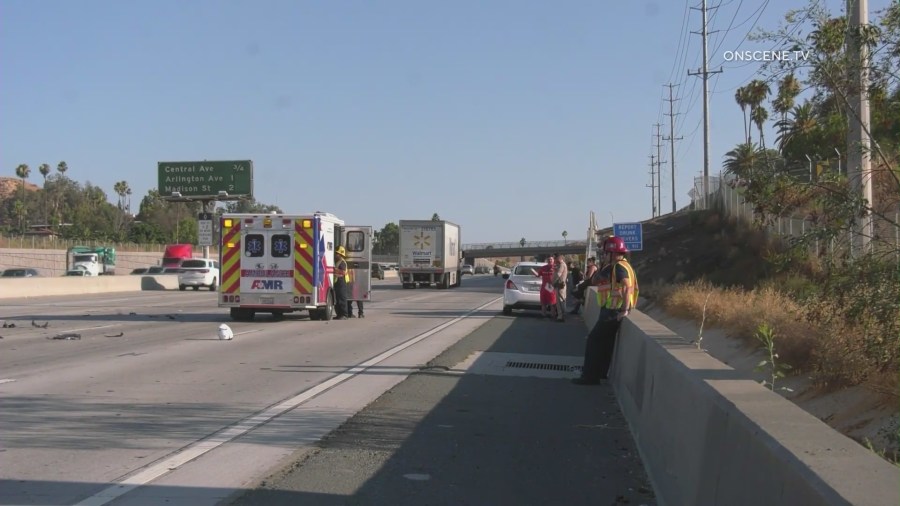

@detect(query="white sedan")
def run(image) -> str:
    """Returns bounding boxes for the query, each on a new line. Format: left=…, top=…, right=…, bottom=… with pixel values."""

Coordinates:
left=178, top=259, right=220, bottom=291
left=501, top=262, right=545, bottom=315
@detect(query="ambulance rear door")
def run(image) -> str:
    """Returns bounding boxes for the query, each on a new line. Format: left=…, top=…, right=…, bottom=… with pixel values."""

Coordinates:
left=240, top=215, right=295, bottom=307
left=343, top=226, right=373, bottom=302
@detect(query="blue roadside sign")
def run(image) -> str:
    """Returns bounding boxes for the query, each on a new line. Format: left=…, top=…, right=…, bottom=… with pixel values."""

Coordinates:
left=613, top=223, right=643, bottom=251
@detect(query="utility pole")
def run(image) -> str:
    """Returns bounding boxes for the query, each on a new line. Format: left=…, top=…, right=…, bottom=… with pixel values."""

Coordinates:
left=663, top=83, right=683, bottom=214
left=648, top=154, right=658, bottom=217
left=847, top=0, right=874, bottom=256
left=689, top=0, right=722, bottom=210
left=654, top=123, right=665, bottom=216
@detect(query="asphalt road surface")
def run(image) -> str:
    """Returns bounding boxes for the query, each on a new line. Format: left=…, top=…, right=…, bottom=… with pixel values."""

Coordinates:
left=1, top=274, right=654, bottom=506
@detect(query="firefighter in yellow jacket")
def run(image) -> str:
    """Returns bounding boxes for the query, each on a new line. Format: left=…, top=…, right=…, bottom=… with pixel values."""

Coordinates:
left=334, top=246, right=350, bottom=320
left=572, top=236, right=637, bottom=385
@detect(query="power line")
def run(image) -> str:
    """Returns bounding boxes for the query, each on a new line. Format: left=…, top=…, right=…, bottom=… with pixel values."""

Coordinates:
left=664, top=84, right=684, bottom=213
left=688, top=0, right=724, bottom=210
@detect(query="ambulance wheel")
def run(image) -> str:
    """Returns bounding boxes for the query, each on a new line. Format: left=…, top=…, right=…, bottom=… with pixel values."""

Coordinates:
left=309, top=309, right=320, bottom=321
left=272, top=311, right=285, bottom=321
left=321, top=291, right=334, bottom=321
left=179, top=285, right=186, bottom=291
left=438, top=273, right=449, bottom=289
left=192, top=286, right=199, bottom=291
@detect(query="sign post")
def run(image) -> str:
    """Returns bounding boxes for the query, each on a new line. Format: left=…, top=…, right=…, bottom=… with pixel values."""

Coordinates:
left=198, top=211, right=213, bottom=257
left=613, top=222, right=643, bottom=252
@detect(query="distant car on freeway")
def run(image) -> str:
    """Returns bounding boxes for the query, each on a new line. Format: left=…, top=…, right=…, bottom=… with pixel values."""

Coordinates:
left=64, top=269, right=90, bottom=277
left=178, top=258, right=219, bottom=291
left=130, top=267, right=149, bottom=275
left=371, top=263, right=385, bottom=280
left=1, top=268, right=40, bottom=278
left=146, top=266, right=165, bottom=274
left=461, top=264, right=475, bottom=275
left=501, top=262, right=544, bottom=316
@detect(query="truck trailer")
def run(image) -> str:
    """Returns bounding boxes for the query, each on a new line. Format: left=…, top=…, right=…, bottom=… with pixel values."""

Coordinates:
left=398, top=220, right=461, bottom=289
left=218, top=212, right=372, bottom=321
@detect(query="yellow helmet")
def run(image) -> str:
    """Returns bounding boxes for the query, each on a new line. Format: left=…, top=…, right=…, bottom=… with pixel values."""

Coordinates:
left=336, top=246, right=347, bottom=257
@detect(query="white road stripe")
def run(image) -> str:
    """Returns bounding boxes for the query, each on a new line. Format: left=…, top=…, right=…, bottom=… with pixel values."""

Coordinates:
left=0, top=378, right=16, bottom=384
left=74, top=297, right=501, bottom=506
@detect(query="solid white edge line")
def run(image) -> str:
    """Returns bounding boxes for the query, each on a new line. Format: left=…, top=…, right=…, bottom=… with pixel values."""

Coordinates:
left=74, top=297, right=501, bottom=506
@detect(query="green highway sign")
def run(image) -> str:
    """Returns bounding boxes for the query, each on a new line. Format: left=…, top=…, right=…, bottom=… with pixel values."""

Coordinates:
left=158, top=160, right=253, bottom=199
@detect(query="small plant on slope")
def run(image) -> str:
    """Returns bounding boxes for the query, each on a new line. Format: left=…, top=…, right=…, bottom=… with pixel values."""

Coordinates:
left=754, top=323, right=793, bottom=392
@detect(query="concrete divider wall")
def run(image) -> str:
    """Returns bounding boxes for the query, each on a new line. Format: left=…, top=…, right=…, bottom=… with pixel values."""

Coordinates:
left=582, top=287, right=900, bottom=506
left=0, top=248, right=174, bottom=277
left=0, top=275, right=180, bottom=299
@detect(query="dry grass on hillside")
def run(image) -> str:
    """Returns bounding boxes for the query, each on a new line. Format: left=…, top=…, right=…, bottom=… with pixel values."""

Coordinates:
left=647, top=211, right=899, bottom=393
left=656, top=281, right=818, bottom=374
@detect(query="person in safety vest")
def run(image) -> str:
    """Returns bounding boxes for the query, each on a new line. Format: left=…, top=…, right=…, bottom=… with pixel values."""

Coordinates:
left=572, top=235, right=638, bottom=385
left=334, top=246, right=350, bottom=320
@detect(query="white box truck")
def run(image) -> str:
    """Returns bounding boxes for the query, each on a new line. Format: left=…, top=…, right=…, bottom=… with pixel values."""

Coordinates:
left=398, top=220, right=461, bottom=289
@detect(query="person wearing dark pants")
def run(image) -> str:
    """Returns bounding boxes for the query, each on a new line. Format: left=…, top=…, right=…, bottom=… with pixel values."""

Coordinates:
left=347, top=300, right=364, bottom=318
left=572, top=236, right=637, bottom=385
left=333, top=246, right=349, bottom=320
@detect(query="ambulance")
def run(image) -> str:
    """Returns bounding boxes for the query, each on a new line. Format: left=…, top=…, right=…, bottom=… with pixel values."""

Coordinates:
left=218, top=212, right=372, bottom=321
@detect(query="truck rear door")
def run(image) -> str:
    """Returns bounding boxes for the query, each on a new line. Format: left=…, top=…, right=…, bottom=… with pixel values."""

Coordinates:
left=342, top=226, right=373, bottom=302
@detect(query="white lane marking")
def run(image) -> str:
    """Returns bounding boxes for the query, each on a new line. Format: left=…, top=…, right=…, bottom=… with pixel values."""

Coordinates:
left=65, top=324, right=120, bottom=333
left=0, top=379, right=16, bottom=384
left=234, top=329, right=260, bottom=336
left=75, top=297, right=501, bottom=506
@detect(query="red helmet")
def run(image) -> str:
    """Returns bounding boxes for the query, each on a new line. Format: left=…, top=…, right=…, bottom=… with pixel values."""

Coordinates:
left=602, top=236, right=628, bottom=254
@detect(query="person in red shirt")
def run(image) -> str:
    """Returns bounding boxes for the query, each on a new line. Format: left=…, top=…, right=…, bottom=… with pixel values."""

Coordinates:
left=533, top=256, right=558, bottom=319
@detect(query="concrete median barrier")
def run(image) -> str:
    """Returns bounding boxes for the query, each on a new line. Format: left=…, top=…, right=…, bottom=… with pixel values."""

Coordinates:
left=0, top=275, right=181, bottom=299
left=582, top=287, right=899, bottom=506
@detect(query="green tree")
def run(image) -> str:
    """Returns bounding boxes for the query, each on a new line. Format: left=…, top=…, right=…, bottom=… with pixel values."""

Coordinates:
left=56, top=161, right=68, bottom=177
left=224, top=197, right=282, bottom=214
left=374, top=222, right=399, bottom=255
left=562, top=230, right=568, bottom=244
left=431, top=213, right=441, bottom=221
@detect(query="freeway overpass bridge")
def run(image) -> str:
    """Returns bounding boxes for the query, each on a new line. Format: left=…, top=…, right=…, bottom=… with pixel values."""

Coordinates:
left=461, top=240, right=588, bottom=261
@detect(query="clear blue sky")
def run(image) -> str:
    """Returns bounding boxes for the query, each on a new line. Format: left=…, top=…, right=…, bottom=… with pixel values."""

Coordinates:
left=1, top=0, right=891, bottom=244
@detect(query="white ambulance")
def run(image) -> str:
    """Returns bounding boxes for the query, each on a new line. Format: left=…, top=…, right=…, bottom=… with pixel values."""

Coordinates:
left=218, top=212, right=372, bottom=321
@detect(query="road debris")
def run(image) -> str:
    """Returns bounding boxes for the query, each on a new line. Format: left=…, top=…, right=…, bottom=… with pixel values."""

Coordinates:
left=48, top=333, right=82, bottom=340
left=104, top=332, right=125, bottom=337
left=218, top=324, right=234, bottom=340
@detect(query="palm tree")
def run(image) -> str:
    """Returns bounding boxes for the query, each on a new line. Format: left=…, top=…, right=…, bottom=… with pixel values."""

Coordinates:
left=56, top=161, right=68, bottom=177
left=723, top=143, right=761, bottom=180
left=113, top=181, right=130, bottom=210
left=773, top=74, right=800, bottom=124
left=38, top=163, right=51, bottom=186
left=561, top=230, right=568, bottom=245
left=735, top=87, right=751, bottom=144
left=15, top=163, right=30, bottom=203
left=775, top=103, right=818, bottom=156
left=751, top=106, right=770, bottom=149
left=519, top=237, right=526, bottom=247
left=745, top=80, right=771, bottom=147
